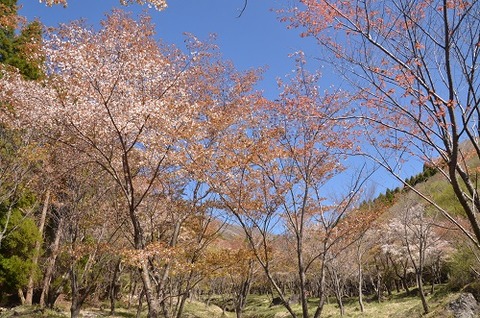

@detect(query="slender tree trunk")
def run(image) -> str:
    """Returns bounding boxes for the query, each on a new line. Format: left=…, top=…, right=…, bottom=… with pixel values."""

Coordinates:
left=70, top=305, right=81, bottom=318
left=127, top=276, right=137, bottom=310
left=158, top=218, right=184, bottom=318
left=402, top=276, right=410, bottom=294
left=175, top=273, right=193, bottom=318
left=175, top=293, right=188, bottom=318
left=330, top=267, right=344, bottom=316
left=297, top=239, right=309, bottom=318
left=69, top=270, right=89, bottom=318
left=358, top=257, right=364, bottom=313
left=265, top=269, right=297, bottom=318
left=235, top=264, right=253, bottom=318
left=430, top=262, right=437, bottom=294
left=40, top=217, right=63, bottom=308
left=386, top=282, right=392, bottom=296
left=313, top=260, right=327, bottom=318
left=110, top=259, right=122, bottom=315
left=0, top=195, right=18, bottom=249
left=417, top=272, right=429, bottom=314
left=69, top=272, right=91, bottom=318
left=136, top=289, right=144, bottom=318
left=394, top=280, right=400, bottom=293
left=26, top=190, right=50, bottom=305
left=336, top=294, right=344, bottom=316
left=376, top=271, right=382, bottom=302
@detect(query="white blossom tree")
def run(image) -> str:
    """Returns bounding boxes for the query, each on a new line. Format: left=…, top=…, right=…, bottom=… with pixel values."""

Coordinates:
left=0, top=10, right=261, bottom=318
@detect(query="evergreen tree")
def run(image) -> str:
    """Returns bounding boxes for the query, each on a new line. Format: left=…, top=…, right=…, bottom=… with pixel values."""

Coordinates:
left=0, top=0, right=44, bottom=303
left=0, top=192, right=40, bottom=300
left=0, top=0, right=43, bottom=80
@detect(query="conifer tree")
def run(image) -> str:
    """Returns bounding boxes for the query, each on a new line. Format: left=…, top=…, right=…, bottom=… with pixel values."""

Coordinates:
left=0, top=0, right=43, bottom=80
left=0, top=0, right=44, bottom=303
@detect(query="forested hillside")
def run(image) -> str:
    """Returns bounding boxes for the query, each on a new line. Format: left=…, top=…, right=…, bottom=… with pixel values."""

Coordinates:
left=1, top=0, right=480, bottom=318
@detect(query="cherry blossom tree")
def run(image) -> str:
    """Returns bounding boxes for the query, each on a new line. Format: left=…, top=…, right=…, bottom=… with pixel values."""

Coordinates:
left=383, top=198, right=451, bottom=314
left=0, top=10, right=261, bottom=318
left=210, top=53, right=369, bottom=318
left=282, top=0, right=480, bottom=248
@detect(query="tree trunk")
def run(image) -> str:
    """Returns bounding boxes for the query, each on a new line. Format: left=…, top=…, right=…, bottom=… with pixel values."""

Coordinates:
left=330, top=267, right=344, bottom=316
left=40, top=217, right=63, bottom=308
left=69, top=271, right=90, bottom=318
left=336, top=294, right=345, bottom=316
left=70, top=297, right=82, bottom=318
left=176, top=293, right=188, bottom=318
left=127, top=275, right=137, bottom=310
left=417, top=272, right=429, bottom=314
left=130, top=199, right=160, bottom=318
left=394, top=280, right=400, bottom=293
left=297, top=241, right=309, bottom=318
left=139, top=261, right=160, bottom=318
left=26, top=190, right=50, bottom=305
left=235, top=264, right=253, bottom=318
left=158, top=218, right=184, bottom=318
left=110, top=259, right=122, bottom=315
left=136, top=289, right=144, bottom=318
left=313, top=260, right=327, bottom=318
left=17, top=288, right=26, bottom=305
left=386, top=281, right=392, bottom=296
left=358, top=258, right=364, bottom=313
left=402, top=276, right=410, bottom=294
left=69, top=276, right=91, bottom=318
left=376, top=271, right=382, bottom=302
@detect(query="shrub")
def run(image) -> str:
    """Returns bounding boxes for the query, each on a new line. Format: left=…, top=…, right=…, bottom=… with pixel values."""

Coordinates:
left=445, top=247, right=479, bottom=291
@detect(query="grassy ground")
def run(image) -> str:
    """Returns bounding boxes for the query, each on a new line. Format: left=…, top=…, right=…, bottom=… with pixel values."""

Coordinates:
left=0, top=288, right=462, bottom=318
left=196, top=288, right=461, bottom=318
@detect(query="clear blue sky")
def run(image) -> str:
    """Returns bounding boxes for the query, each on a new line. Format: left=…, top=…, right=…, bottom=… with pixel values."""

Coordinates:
left=18, top=0, right=414, bottom=196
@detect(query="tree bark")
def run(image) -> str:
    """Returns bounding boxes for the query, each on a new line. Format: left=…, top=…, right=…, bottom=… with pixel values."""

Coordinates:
left=297, top=236, right=309, bottom=318
left=139, top=261, right=160, bottom=318
left=17, top=288, right=26, bottom=305
left=329, top=266, right=345, bottom=316
left=127, top=275, right=137, bottom=310
left=26, top=190, right=50, bottom=305
left=109, top=259, right=122, bottom=315
left=136, top=289, right=144, bottom=318
left=376, top=269, right=382, bottom=303
left=313, top=260, right=327, bottom=318
left=70, top=296, right=82, bottom=318
left=40, top=217, right=63, bottom=308
left=417, top=272, right=429, bottom=314
left=69, top=271, right=91, bottom=318
left=358, top=256, right=364, bottom=313
left=235, top=263, right=253, bottom=318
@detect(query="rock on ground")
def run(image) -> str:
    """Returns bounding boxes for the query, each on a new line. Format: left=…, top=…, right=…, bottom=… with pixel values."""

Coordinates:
left=448, top=293, right=480, bottom=318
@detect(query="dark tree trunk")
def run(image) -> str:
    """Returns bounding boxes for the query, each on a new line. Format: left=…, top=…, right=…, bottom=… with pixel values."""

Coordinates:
left=136, top=289, right=144, bottom=318
left=40, top=217, right=63, bottom=308
left=110, top=259, right=122, bottom=315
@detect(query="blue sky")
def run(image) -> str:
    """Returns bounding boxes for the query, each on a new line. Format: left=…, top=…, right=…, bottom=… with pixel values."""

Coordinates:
left=18, top=0, right=412, bottom=196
